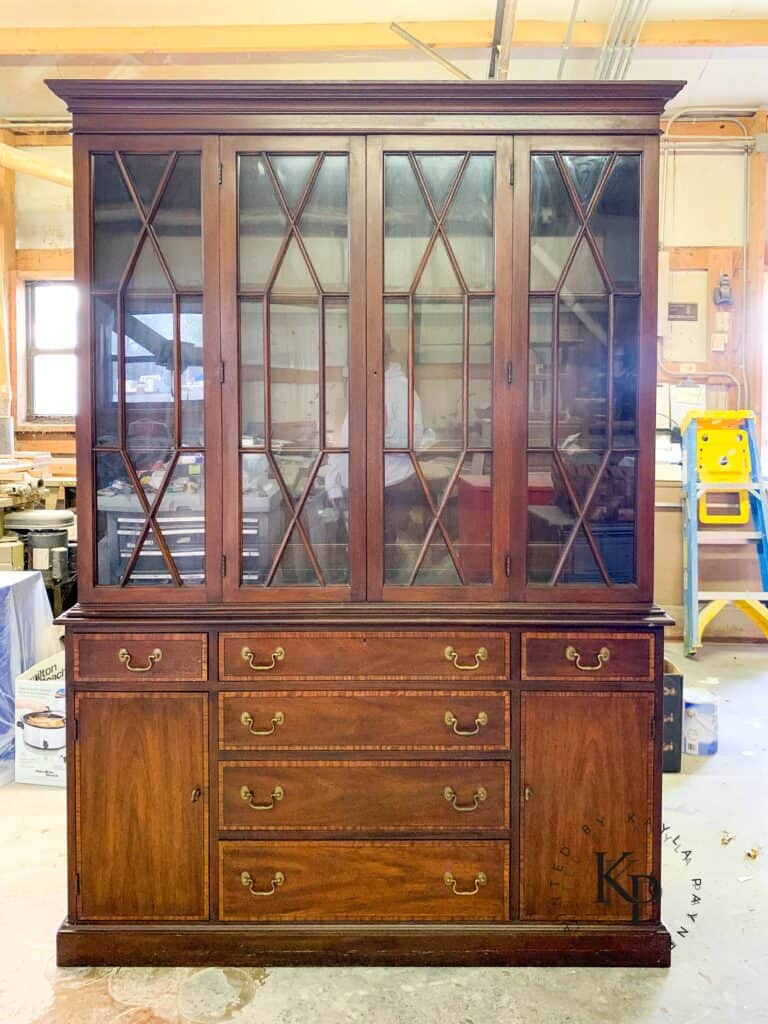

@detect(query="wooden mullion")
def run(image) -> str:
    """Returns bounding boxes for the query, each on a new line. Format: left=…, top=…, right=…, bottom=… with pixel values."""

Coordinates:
left=549, top=447, right=611, bottom=585
left=173, top=292, right=182, bottom=449
left=406, top=454, right=442, bottom=586
left=407, top=295, right=415, bottom=452
left=319, top=294, right=326, bottom=451
left=264, top=451, right=326, bottom=587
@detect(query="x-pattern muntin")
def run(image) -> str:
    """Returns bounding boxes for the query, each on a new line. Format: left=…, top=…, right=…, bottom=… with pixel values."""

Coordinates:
left=542, top=151, right=632, bottom=586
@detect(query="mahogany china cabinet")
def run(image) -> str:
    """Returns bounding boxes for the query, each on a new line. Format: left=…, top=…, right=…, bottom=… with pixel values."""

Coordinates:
left=49, top=78, right=682, bottom=967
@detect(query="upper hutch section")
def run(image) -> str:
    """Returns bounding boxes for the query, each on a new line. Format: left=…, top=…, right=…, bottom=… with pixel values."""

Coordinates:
left=48, top=79, right=683, bottom=611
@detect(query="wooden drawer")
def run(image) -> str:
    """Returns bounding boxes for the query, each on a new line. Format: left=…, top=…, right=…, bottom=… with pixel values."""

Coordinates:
left=72, top=633, right=208, bottom=683
left=219, top=690, right=510, bottom=751
left=218, top=631, right=508, bottom=681
left=219, top=761, right=509, bottom=831
left=520, top=631, right=655, bottom=682
left=219, top=840, right=509, bottom=921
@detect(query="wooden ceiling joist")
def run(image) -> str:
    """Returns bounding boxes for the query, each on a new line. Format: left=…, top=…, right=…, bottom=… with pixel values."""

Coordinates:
left=0, top=19, right=767, bottom=58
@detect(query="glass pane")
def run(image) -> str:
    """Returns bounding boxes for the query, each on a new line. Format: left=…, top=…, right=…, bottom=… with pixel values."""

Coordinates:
left=32, top=354, right=76, bottom=418
left=153, top=154, right=202, bottom=290
left=239, top=154, right=289, bottom=291
left=414, top=299, right=463, bottom=447
left=31, top=282, right=78, bottom=349
left=241, top=453, right=284, bottom=585
left=415, top=452, right=462, bottom=508
left=561, top=525, right=604, bottom=585
left=557, top=295, right=610, bottom=451
left=299, top=155, right=348, bottom=292
left=95, top=452, right=143, bottom=585
left=180, top=297, right=204, bottom=447
left=271, top=529, right=320, bottom=587
left=414, top=154, right=463, bottom=211
left=94, top=296, right=118, bottom=444
left=124, top=526, right=176, bottom=587
left=269, top=154, right=318, bottom=214
left=451, top=453, right=492, bottom=584
left=587, top=452, right=636, bottom=583
left=560, top=448, right=602, bottom=507
left=527, top=452, right=576, bottom=584
left=530, top=154, right=579, bottom=292
left=155, top=454, right=205, bottom=585
left=562, top=154, right=609, bottom=210
left=528, top=297, right=553, bottom=448
left=127, top=236, right=172, bottom=293
left=240, top=300, right=265, bottom=448
left=614, top=296, right=640, bottom=447
left=384, top=155, right=433, bottom=292
left=273, top=451, right=317, bottom=504
left=468, top=298, right=492, bottom=447
left=384, top=454, right=431, bottom=584
left=121, top=153, right=171, bottom=212
left=325, top=299, right=348, bottom=450
left=269, top=298, right=319, bottom=448
left=123, top=295, right=176, bottom=467
left=415, top=236, right=463, bottom=295
left=590, top=155, right=640, bottom=289
left=300, top=453, right=349, bottom=585
left=383, top=300, right=413, bottom=451
left=414, top=532, right=461, bottom=586
left=444, top=154, right=494, bottom=291
left=92, top=153, right=143, bottom=289
left=272, top=236, right=317, bottom=295
left=562, top=238, right=606, bottom=297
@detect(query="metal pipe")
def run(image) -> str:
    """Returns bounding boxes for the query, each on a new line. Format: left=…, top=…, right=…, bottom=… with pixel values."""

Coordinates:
left=557, top=0, right=581, bottom=80
left=494, top=0, right=519, bottom=81
left=616, top=0, right=651, bottom=80
left=606, top=0, right=639, bottom=80
left=389, top=22, right=472, bottom=81
left=597, top=0, right=633, bottom=80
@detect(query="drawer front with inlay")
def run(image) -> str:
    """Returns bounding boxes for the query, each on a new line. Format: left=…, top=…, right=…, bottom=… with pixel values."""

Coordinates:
left=219, top=631, right=508, bottom=681
left=219, top=840, right=509, bottom=921
left=219, top=690, right=509, bottom=751
left=520, top=632, right=654, bottom=682
left=73, top=633, right=208, bottom=682
left=219, top=761, right=509, bottom=831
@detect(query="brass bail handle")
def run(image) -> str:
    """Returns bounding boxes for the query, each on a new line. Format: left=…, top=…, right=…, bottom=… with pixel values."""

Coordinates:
left=118, top=647, right=163, bottom=673
left=240, top=784, right=284, bottom=811
left=241, top=645, right=285, bottom=672
left=565, top=645, right=611, bottom=672
left=444, top=710, right=488, bottom=737
left=240, top=710, right=285, bottom=736
left=443, top=871, right=487, bottom=896
left=241, top=870, right=285, bottom=897
left=443, top=785, right=487, bottom=812
left=444, top=645, right=488, bottom=671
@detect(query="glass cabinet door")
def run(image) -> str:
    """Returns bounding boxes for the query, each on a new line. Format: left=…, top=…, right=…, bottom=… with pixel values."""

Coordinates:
left=524, top=139, right=651, bottom=595
left=88, top=140, right=217, bottom=596
left=221, top=138, right=364, bottom=600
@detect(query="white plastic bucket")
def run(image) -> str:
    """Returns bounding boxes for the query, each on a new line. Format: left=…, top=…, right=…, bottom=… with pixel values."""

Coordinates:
left=683, top=687, right=719, bottom=756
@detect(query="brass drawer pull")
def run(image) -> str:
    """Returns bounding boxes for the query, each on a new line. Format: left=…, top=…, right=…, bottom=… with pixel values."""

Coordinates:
left=565, top=645, right=611, bottom=672
left=241, top=870, right=284, bottom=897
left=240, top=710, right=285, bottom=736
left=444, top=645, right=488, bottom=671
left=443, top=785, right=487, bottom=812
left=241, top=645, right=285, bottom=672
left=240, top=784, right=284, bottom=811
left=118, top=647, right=162, bottom=672
left=443, top=871, right=487, bottom=896
left=444, top=710, right=488, bottom=736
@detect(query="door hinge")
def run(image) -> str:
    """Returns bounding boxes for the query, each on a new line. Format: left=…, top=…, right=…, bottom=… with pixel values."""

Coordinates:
left=219, top=360, right=225, bottom=384
left=650, top=717, right=656, bottom=740
left=509, top=160, right=514, bottom=186
left=505, top=553, right=512, bottom=577
left=217, top=161, right=223, bottom=186
left=75, top=872, right=81, bottom=895
left=506, top=361, right=513, bottom=386
left=221, top=554, right=227, bottom=578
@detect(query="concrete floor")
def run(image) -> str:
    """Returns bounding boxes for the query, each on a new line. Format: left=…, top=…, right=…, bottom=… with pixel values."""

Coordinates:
left=0, top=641, right=766, bottom=1024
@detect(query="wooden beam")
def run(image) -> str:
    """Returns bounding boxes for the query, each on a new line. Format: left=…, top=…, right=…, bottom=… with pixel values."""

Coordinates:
left=2, top=19, right=768, bottom=57
left=0, top=143, right=72, bottom=187
left=663, top=120, right=750, bottom=139
left=10, top=133, right=72, bottom=148
left=0, top=128, right=15, bottom=417
left=16, top=249, right=74, bottom=274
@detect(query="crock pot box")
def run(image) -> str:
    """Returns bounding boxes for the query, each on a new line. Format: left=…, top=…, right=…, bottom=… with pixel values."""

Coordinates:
left=14, top=652, right=66, bottom=787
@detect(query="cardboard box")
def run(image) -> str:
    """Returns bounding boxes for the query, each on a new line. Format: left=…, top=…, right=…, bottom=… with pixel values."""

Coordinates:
left=14, top=652, right=66, bottom=787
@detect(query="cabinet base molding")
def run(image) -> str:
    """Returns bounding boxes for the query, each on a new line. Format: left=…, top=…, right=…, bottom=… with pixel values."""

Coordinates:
left=57, top=920, right=671, bottom=968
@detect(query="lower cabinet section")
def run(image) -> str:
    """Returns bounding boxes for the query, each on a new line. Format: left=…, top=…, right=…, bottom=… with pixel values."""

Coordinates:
left=219, top=841, right=510, bottom=921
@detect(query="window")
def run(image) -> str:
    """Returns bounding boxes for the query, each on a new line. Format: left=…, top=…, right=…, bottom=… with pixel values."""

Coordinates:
left=25, top=281, right=78, bottom=420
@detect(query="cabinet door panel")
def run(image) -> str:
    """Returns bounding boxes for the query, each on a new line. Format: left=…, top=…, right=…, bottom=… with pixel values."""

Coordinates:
left=521, top=691, right=655, bottom=922
left=75, top=692, right=208, bottom=921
